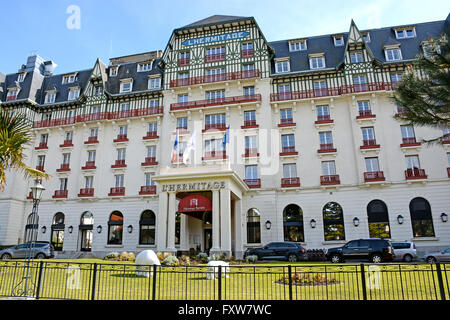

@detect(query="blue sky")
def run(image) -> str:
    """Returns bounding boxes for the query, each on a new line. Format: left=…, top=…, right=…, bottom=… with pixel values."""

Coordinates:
left=0, top=0, right=449, bottom=75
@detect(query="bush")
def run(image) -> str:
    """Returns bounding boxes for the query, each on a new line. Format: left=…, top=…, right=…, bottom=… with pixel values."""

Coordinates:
left=163, top=255, right=179, bottom=266
left=246, top=255, right=258, bottom=263
left=104, top=252, right=120, bottom=260
left=197, top=252, right=208, bottom=263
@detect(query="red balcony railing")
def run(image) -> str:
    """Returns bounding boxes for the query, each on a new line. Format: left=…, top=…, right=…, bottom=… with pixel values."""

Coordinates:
left=78, top=188, right=94, bottom=197
left=241, top=49, right=254, bottom=58
left=405, top=168, right=427, bottom=180
left=84, top=136, right=99, bottom=144
left=113, top=134, right=128, bottom=143
left=361, top=139, right=380, bottom=149
left=107, top=106, right=163, bottom=120
left=139, top=185, right=157, bottom=195
left=59, top=140, right=73, bottom=148
left=35, top=142, right=48, bottom=150
left=280, top=146, right=297, bottom=155
left=36, top=165, right=45, bottom=172
left=108, top=187, right=125, bottom=196
left=143, top=131, right=158, bottom=140
left=6, top=95, right=17, bottom=101
left=320, top=175, right=340, bottom=185
left=442, top=134, right=450, bottom=144
left=242, top=119, right=258, bottom=128
left=364, top=171, right=385, bottom=182
left=111, top=159, right=126, bottom=168
left=81, top=161, right=96, bottom=170
left=401, top=137, right=421, bottom=147
left=315, top=115, right=333, bottom=124
left=202, top=150, right=227, bottom=160
left=56, top=163, right=71, bottom=172
left=33, top=117, right=76, bottom=129
left=281, top=177, right=300, bottom=188
left=204, top=123, right=226, bottom=131
left=318, top=144, right=337, bottom=153
left=170, top=70, right=260, bottom=88
left=278, top=118, right=295, bottom=127
left=171, top=94, right=261, bottom=111
left=244, top=179, right=261, bottom=188
left=178, top=58, right=190, bottom=66
left=205, top=53, right=225, bottom=63
left=243, top=148, right=259, bottom=157
left=141, top=157, right=158, bottom=166
left=357, top=110, right=376, bottom=119
left=76, top=113, right=108, bottom=123
left=52, top=190, right=68, bottom=199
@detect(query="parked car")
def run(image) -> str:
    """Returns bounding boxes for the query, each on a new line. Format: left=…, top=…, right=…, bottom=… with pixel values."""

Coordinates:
left=244, top=242, right=308, bottom=262
left=0, top=242, right=54, bottom=260
left=326, top=239, right=395, bottom=263
left=424, top=247, right=450, bottom=263
left=391, top=241, right=417, bottom=262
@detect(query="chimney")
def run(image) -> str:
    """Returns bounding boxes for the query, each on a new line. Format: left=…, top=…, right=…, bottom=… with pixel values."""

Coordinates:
left=43, top=60, right=57, bottom=76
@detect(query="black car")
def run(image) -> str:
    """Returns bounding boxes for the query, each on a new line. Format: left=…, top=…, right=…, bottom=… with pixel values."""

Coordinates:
left=326, top=239, right=395, bottom=263
left=244, top=242, right=307, bottom=262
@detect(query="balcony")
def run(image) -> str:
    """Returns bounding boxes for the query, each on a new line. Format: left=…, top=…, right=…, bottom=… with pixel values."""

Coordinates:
left=56, top=163, right=71, bottom=172
left=139, top=185, right=157, bottom=195
left=315, top=115, right=334, bottom=124
left=320, top=175, right=340, bottom=186
left=107, top=107, right=163, bottom=120
left=143, top=131, right=159, bottom=140
left=52, top=190, right=68, bottom=199
left=111, top=159, right=127, bottom=168
left=360, top=139, right=380, bottom=150
left=170, top=94, right=261, bottom=111
left=356, top=110, right=376, bottom=120
left=108, top=187, right=125, bottom=196
left=405, top=168, right=427, bottom=180
left=113, top=134, right=128, bottom=143
left=78, top=188, right=94, bottom=197
left=278, top=118, right=296, bottom=127
left=244, top=179, right=261, bottom=189
left=33, top=117, right=76, bottom=129
left=35, top=142, right=48, bottom=150
left=204, top=123, right=227, bottom=132
left=401, top=137, right=421, bottom=147
left=178, top=58, right=190, bottom=67
left=81, top=161, right=96, bottom=170
left=443, top=134, right=450, bottom=144
left=205, top=53, right=225, bottom=63
left=202, top=150, right=227, bottom=161
left=59, top=140, right=73, bottom=148
left=170, top=69, right=260, bottom=88
left=241, top=119, right=258, bottom=129
left=280, top=146, right=298, bottom=156
left=6, top=95, right=17, bottom=101
left=141, top=157, right=158, bottom=166
left=364, top=171, right=385, bottom=182
left=318, top=143, right=337, bottom=153
left=241, top=49, right=254, bottom=58
left=243, top=148, right=259, bottom=158
left=281, top=177, right=301, bottom=188
left=35, top=165, right=45, bottom=172
left=84, top=136, right=99, bottom=144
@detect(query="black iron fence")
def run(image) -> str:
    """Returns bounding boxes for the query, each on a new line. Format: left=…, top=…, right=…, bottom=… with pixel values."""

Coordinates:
left=0, top=261, right=448, bottom=300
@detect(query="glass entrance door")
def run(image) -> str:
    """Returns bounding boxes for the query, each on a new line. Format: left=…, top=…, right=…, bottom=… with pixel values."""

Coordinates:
left=80, top=228, right=92, bottom=252
left=204, top=229, right=212, bottom=254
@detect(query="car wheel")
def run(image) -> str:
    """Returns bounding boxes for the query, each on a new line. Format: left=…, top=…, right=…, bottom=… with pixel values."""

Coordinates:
left=330, top=254, right=341, bottom=263
left=288, top=254, right=298, bottom=262
left=1, top=253, right=12, bottom=260
left=35, top=253, right=46, bottom=259
left=370, top=254, right=382, bottom=263
left=403, top=254, right=413, bottom=263
left=426, top=256, right=437, bottom=264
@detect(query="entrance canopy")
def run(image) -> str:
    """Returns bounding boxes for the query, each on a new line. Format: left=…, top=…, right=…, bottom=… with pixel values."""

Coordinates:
left=178, top=194, right=212, bottom=213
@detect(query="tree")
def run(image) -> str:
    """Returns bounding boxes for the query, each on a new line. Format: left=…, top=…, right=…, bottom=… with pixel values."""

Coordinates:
left=393, top=31, right=450, bottom=143
left=0, top=109, right=49, bottom=190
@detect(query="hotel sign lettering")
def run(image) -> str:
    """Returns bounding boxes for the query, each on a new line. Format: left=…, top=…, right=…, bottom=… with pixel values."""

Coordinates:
left=162, top=181, right=226, bottom=192
left=181, top=31, right=250, bottom=46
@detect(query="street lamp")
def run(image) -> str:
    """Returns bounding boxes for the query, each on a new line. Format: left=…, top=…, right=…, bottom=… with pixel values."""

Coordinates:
left=441, top=213, right=448, bottom=223
left=310, top=219, right=317, bottom=228
left=353, top=217, right=360, bottom=227
left=265, top=220, right=272, bottom=230
left=397, top=215, right=404, bottom=225
left=127, top=225, right=133, bottom=233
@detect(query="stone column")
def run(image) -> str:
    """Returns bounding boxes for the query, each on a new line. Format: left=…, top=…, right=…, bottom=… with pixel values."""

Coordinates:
left=234, top=198, right=244, bottom=259
left=166, top=191, right=176, bottom=252
left=210, top=189, right=220, bottom=253
left=220, top=188, right=232, bottom=257
left=156, top=191, right=168, bottom=252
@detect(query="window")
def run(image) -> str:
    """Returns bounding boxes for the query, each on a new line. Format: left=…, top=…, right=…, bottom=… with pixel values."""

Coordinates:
left=280, top=108, right=293, bottom=123
left=137, top=62, right=153, bottom=72
left=316, top=105, right=330, bottom=121
left=118, top=125, right=128, bottom=136
left=245, top=136, right=257, bottom=155
left=6, top=89, right=19, bottom=101
left=178, top=71, right=189, bottom=80
left=322, top=161, right=336, bottom=176
left=363, top=33, right=371, bottom=43
left=109, top=67, right=118, bottom=77
left=334, top=36, right=344, bottom=46
left=409, top=197, right=435, bottom=238
left=205, top=113, right=226, bottom=129
left=205, top=139, right=224, bottom=153
left=283, top=163, right=297, bottom=178
left=361, top=127, right=376, bottom=143
left=120, top=103, right=130, bottom=112
left=244, top=86, right=255, bottom=96
left=108, top=211, right=124, bottom=245
left=309, top=56, right=325, bottom=69
left=114, top=174, right=124, bottom=188
left=245, top=165, right=258, bottom=180
left=62, top=74, right=76, bottom=84
left=405, top=155, right=420, bottom=170
left=401, top=125, right=416, bottom=143
left=45, top=92, right=56, bottom=104
left=90, top=128, right=98, bottom=138
left=145, top=172, right=155, bottom=186
left=350, top=52, right=363, bottom=63
left=289, top=40, right=307, bottom=51
left=62, top=153, right=70, bottom=165
left=242, top=42, right=254, bottom=57
left=139, top=210, right=156, bottom=245
left=391, top=72, right=403, bottom=83
left=205, top=46, right=225, bottom=62
left=365, top=157, right=380, bottom=172
left=68, top=88, right=80, bottom=101
left=120, top=80, right=132, bottom=93
left=323, top=202, right=345, bottom=241
left=275, top=60, right=290, bottom=73
left=85, top=176, right=94, bottom=189
left=283, top=204, right=304, bottom=242
left=385, top=48, right=402, bottom=61
left=148, top=77, right=161, bottom=90
left=242, top=63, right=255, bottom=71
left=179, top=51, right=190, bottom=63
left=205, top=89, right=225, bottom=100
left=146, top=146, right=156, bottom=159
left=353, top=75, right=367, bottom=92
left=178, top=94, right=188, bottom=104
left=37, top=155, right=45, bottom=167
left=117, top=148, right=126, bottom=161
left=51, top=213, right=65, bottom=251
left=94, top=85, right=103, bottom=95
left=423, top=43, right=441, bottom=58
left=358, top=100, right=371, bottom=113
left=313, top=80, right=327, bottom=96
left=40, top=133, right=49, bottom=144
left=87, top=150, right=96, bottom=162
left=149, top=99, right=159, bottom=108
left=148, top=122, right=157, bottom=134
left=247, top=208, right=261, bottom=244
left=244, top=110, right=256, bottom=126
left=59, top=178, right=68, bottom=191
left=319, top=131, right=333, bottom=147
left=395, top=28, right=416, bottom=39
left=17, top=73, right=26, bottom=82
left=367, top=200, right=391, bottom=239
left=281, top=134, right=295, bottom=151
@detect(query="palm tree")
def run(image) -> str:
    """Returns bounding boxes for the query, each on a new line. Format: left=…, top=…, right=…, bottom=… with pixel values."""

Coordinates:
left=393, top=31, right=450, bottom=143
left=0, top=109, right=49, bottom=190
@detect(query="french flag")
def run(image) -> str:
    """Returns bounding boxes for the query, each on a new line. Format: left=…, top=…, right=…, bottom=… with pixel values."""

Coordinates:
left=172, top=130, right=179, bottom=163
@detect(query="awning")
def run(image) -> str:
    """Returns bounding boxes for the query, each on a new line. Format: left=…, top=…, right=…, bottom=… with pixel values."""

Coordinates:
left=178, top=194, right=212, bottom=213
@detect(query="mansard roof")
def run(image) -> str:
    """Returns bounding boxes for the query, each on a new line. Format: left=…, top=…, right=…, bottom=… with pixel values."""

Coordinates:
left=179, top=15, right=251, bottom=30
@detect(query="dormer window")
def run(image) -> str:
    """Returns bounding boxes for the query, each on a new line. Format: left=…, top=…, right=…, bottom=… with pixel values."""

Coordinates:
left=395, top=27, right=416, bottom=39
left=6, top=89, right=19, bottom=101
left=362, top=33, right=371, bottom=43
left=120, top=79, right=133, bottom=93
left=148, top=76, right=161, bottom=90
left=350, top=52, right=363, bottom=63
left=333, top=36, right=344, bottom=46
left=45, top=91, right=56, bottom=104
left=62, top=74, right=76, bottom=84
left=94, top=85, right=103, bottom=95
left=17, top=73, right=26, bottom=82
left=289, top=40, right=307, bottom=52
left=137, top=62, right=153, bottom=72
left=68, top=88, right=80, bottom=101
left=385, top=47, right=402, bottom=61
left=109, top=67, right=118, bottom=77
left=422, top=42, right=441, bottom=59
left=309, top=54, right=326, bottom=69
left=275, top=58, right=290, bottom=73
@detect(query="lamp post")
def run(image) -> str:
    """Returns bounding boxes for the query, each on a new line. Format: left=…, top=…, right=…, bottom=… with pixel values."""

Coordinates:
left=13, top=179, right=44, bottom=298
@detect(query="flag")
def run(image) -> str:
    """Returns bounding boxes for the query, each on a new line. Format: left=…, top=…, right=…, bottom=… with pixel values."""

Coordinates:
left=171, top=130, right=179, bottom=163
left=222, top=125, right=230, bottom=147
left=183, top=130, right=196, bottom=164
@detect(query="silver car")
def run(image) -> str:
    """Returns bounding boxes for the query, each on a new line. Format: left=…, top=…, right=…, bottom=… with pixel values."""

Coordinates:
left=391, top=241, right=417, bottom=262
left=0, top=242, right=54, bottom=260
left=424, top=247, right=450, bottom=263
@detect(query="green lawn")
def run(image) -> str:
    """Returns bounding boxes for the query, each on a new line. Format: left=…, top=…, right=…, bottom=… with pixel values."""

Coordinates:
left=0, top=259, right=448, bottom=300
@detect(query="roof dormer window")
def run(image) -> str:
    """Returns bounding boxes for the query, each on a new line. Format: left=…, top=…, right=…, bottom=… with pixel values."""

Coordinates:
left=395, top=27, right=416, bottom=39
left=45, top=91, right=56, bottom=104
left=289, top=39, right=307, bottom=52
left=120, top=79, right=133, bottom=93
left=148, top=76, right=161, bottom=90
left=62, top=74, right=76, bottom=84
left=333, top=35, right=344, bottom=46
left=385, top=46, right=402, bottom=61
left=275, top=58, right=290, bottom=73
left=68, top=87, right=80, bottom=101
left=137, top=62, right=153, bottom=72
left=17, top=73, right=26, bottom=82
left=109, top=67, right=118, bottom=77
left=6, top=88, right=19, bottom=101
left=309, top=54, right=326, bottom=69
left=362, top=32, right=371, bottom=43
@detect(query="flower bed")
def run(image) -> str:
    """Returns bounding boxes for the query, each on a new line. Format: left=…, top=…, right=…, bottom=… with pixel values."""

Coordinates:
left=276, top=273, right=341, bottom=287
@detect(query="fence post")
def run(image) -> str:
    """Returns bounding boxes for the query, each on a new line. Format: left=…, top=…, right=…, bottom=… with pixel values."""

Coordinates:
left=360, top=264, right=367, bottom=300
left=288, top=265, right=293, bottom=300
left=35, top=261, right=44, bottom=299
left=91, top=263, right=98, bottom=301
left=435, top=263, right=447, bottom=301
left=152, top=265, right=157, bottom=301
left=218, top=266, right=222, bottom=301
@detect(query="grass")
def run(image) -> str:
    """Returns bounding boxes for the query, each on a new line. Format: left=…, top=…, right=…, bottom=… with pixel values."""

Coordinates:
left=0, top=259, right=448, bottom=300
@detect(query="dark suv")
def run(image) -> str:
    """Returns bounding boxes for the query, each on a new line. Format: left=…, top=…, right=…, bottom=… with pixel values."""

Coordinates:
left=326, top=239, right=395, bottom=263
left=244, top=242, right=307, bottom=262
